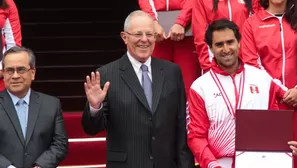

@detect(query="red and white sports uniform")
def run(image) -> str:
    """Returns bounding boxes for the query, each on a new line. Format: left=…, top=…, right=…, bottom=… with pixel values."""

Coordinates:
left=187, top=60, right=286, bottom=168
left=0, top=0, right=21, bottom=53
left=241, top=7, right=297, bottom=167
left=138, top=0, right=200, bottom=98
left=0, top=0, right=22, bottom=91
left=192, top=0, right=260, bottom=73
left=241, top=7, right=297, bottom=92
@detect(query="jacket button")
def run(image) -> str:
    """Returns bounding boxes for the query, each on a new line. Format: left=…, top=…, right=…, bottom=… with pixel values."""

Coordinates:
left=152, top=136, right=155, bottom=140
left=24, top=153, right=28, bottom=156
left=150, top=156, right=153, bottom=160
left=149, top=117, right=152, bottom=121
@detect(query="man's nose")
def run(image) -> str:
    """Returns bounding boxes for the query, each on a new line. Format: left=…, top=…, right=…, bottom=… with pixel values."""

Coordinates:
left=12, top=70, right=20, bottom=78
left=140, top=34, right=149, bottom=41
left=222, top=44, right=230, bottom=53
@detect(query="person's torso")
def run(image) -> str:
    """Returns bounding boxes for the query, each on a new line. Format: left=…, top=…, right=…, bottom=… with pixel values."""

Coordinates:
left=195, top=65, right=273, bottom=158
left=102, top=58, right=183, bottom=168
left=202, top=0, right=249, bottom=31
left=248, top=9, right=297, bottom=88
left=152, top=0, right=187, bottom=11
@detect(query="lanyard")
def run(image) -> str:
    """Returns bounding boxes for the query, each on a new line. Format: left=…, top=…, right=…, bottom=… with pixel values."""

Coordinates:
left=210, top=69, right=245, bottom=117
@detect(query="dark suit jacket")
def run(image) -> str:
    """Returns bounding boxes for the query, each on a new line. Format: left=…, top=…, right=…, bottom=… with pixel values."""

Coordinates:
left=82, top=54, right=194, bottom=168
left=0, top=90, right=68, bottom=168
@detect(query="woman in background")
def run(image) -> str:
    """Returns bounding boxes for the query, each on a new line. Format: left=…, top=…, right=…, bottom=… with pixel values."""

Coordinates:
left=241, top=0, right=297, bottom=167
left=241, top=0, right=297, bottom=91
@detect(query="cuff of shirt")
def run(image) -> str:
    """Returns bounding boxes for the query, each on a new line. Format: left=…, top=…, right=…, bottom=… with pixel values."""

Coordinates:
left=8, top=165, right=16, bottom=168
left=89, top=103, right=103, bottom=117
left=208, top=161, right=221, bottom=168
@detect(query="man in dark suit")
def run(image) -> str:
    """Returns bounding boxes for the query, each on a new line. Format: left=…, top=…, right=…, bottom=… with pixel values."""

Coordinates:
left=0, top=46, right=68, bottom=168
left=82, top=10, right=194, bottom=168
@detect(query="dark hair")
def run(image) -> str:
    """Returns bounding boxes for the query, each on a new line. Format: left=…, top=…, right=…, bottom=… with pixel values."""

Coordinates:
left=260, top=0, right=297, bottom=31
left=3, top=46, right=36, bottom=68
left=0, top=0, right=9, bottom=9
left=213, top=0, right=252, bottom=13
left=205, top=19, right=241, bottom=47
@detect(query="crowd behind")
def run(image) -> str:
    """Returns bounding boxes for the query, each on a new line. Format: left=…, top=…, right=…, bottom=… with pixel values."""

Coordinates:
left=0, top=0, right=296, bottom=167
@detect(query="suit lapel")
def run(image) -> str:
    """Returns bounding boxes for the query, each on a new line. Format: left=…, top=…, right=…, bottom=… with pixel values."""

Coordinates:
left=25, top=90, right=40, bottom=146
left=120, top=54, right=151, bottom=112
left=0, top=90, right=25, bottom=145
left=151, top=58, right=164, bottom=114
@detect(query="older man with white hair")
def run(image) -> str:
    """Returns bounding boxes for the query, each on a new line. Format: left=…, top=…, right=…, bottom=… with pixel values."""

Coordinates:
left=81, top=10, right=194, bottom=168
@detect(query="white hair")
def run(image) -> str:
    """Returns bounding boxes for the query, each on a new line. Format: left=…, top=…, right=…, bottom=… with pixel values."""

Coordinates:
left=123, top=10, right=154, bottom=32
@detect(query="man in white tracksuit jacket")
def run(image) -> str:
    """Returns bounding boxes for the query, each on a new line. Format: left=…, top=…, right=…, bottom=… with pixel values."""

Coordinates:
left=187, top=19, right=291, bottom=168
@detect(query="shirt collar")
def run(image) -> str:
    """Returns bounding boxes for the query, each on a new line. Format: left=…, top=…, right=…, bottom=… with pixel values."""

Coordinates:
left=7, top=89, right=31, bottom=105
left=127, top=51, right=151, bottom=73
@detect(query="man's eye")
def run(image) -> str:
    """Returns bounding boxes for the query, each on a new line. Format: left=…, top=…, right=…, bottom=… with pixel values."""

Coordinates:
left=18, top=67, right=26, bottom=71
left=216, top=43, right=223, bottom=47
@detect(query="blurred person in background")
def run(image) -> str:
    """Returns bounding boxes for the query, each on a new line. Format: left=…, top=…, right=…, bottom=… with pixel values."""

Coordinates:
left=0, top=0, right=22, bottom=91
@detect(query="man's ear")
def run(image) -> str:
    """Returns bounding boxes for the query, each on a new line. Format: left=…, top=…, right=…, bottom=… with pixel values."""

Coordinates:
left=120, top=32, right=128, bottom=44
left=31, top=68, right=36, bottom=80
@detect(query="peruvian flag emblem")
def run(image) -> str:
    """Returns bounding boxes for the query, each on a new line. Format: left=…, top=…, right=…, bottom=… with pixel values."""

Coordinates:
left=249, top=84, right=259, bottom=94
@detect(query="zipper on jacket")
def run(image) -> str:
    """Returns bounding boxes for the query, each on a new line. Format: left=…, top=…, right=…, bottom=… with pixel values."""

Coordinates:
left=279, top=18, right=286, bottom=85
left=227, top=0, right=232, bottom=21
left=166, top=0, right=169, bottom=11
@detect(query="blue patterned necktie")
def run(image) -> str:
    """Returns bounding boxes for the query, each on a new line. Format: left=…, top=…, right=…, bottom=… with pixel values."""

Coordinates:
left=16, top=99, right=27, bottom=138
left=141, top=64, right=152, bottom=110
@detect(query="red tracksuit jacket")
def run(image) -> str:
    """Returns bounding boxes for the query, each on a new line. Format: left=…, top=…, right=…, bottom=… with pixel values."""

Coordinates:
left=0, top=0, right=21, bottom=52
left=241, top=7, right=297, bottom=89
left=138, top=0, right=193, bottom=28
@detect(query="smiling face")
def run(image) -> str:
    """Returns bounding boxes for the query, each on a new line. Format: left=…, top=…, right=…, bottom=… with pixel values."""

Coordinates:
left=210, top=28, right=240, bottom=70
left=3, top=51, right=35, bottom=98
left=121, top=14, right=156, bottom=63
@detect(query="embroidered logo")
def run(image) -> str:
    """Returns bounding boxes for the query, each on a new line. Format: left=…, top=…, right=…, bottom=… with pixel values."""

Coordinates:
left=213, top=92, right=222, bottom=98
left=249, top=84, right=259, bottom=94
left=259, top=24, right=276, bottom=28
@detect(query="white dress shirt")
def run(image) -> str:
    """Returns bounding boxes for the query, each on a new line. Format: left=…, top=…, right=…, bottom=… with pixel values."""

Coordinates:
left=89, top=52, right=152, bottom=115
left=126, top=51, right=152, bottom=82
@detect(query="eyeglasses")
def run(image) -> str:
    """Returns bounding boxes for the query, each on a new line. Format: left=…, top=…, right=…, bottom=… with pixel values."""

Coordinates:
left=125, top=31, right=155, bottom=39
left=3, top=66, right=32, bottom=75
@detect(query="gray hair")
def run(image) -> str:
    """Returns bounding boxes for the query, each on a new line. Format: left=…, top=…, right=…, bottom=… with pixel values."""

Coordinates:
left=2, top=46, right=36, bottom=68
left=123, top=10, right=154, bottom=32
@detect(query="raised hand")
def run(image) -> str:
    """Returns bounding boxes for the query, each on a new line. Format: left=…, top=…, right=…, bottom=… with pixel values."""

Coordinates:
left=84, top=71, right=110, bottom=108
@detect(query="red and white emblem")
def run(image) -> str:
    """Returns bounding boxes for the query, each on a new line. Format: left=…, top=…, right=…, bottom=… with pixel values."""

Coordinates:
left=249, top=84, right=259, bottom=94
